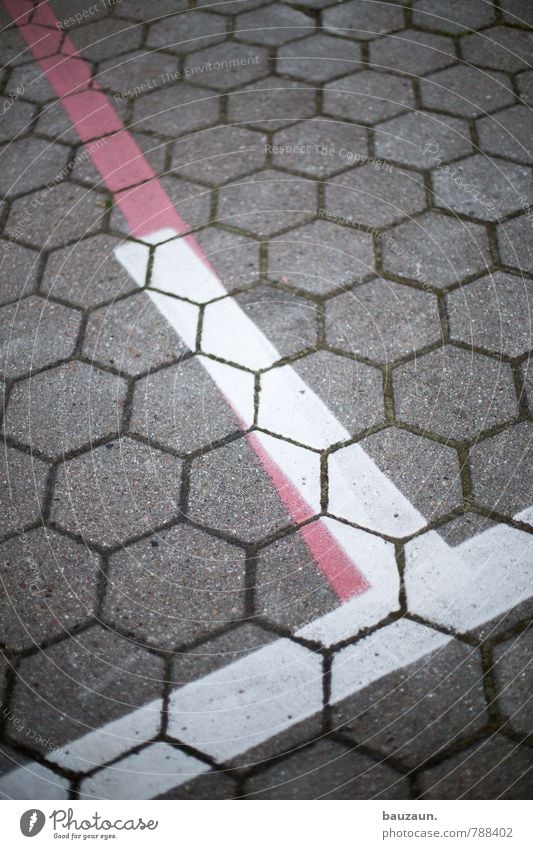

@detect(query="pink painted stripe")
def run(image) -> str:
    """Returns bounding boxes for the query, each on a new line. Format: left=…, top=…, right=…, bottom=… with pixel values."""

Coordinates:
left=4, top=0, right=369, bottom=602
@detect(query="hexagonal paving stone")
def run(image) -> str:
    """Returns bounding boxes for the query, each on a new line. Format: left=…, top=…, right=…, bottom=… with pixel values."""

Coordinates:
left=50, top=0, right=110, bottom=26
left=234, top=3, right=311, bottom=46
left=244, top=738, right=409, bottom=799
left=517, top=70, right=533, bottom=107
left=270, top=118, right=368, bottom=179
left=104, top=525, right=245, bottom=649
left=51, top=437, right=181, bottom=547
left=0, top=100, right=36, bottom=143
left=0, top=296, right=81, bottom=379
left=420, top=66, right=515, bottom=118
left=131, top=83, right=220, bottom=138
left=96, top=49, right=179, bottom=94
left=448, top=272, right=533, bottom=358
left=432, top=155, right=532, bottom=221
left=5, top=62, right=55, bottom=104
left=6, top=184, right=104, bottom=249
left=501, top=0, right=533, bottom=25
left=412, top=0, right=495, bottom=33
left=268, top=218, right=374, bottom=294
left=259, top=351, right=384, bottom=447
left=83, top=292, right=190, bottom=376
left=157, top=772, right=238, bottom=800
left=194, top=227, right=260, bottom=291
left=375, top=111, right=472, bottom=169
left=4, top=361, right=127, bottom=458
left=326, top=279, right=441, bottom=363
left=69, top=18, right=143, bottom=61
left=9, top=627, right=165, bottom=754
left=0, top=137, right=68, bottom=199
left=498, top=214, right=533, bottom=274
left=0, top=745, right=70, bottom=799
left=323, top=70, right=415, bottom=125
left=462, top=27, right=533, bottom=73
left=216, top=170, right=316, bottom=237
left=202, top=285, right=317, bottom=368
left=394, top=346, right=518, bottom=442
left=325, top=164, right=426, bottom=229
left=171, top=125, right=268, bottom=186
left=42, top=234, right=137, bottom=308
left=0, top=241, right=40, bottom=305
left=382, top=212, right=491, bottom=289
left=477, top=105, right=533, bottom=164
left=72, top=129, right=167, bottom=187
left=131, top=357, right=242, bottom=454
left=493, top=630, right=532, bottom=737
left=323, top=0, right=405, bottom=40
left=332, top=639, right=487, bottom=768
left=115, top=0, right=186, bottom=19
left=184, top=42, right=268, bottom=91
left=277, top=34, right=362, bottom=83
left=110, top=174, right=212, bottom=235
left=0, top=446, right=49, bottom=539
left=188, top=436, right=307, bottom=543
left=470, top=421, right=532, bottom=519
left=147, top=10, right=228, bottom=53
left=227, top=76, right=317, bottom=131
left=0, top=528, right=99, bottom=651
left=418, top=734, right=532, bottom=799
left=521, top=360, right=533, bottom=415
left=369, top=29, right=455, bottom=77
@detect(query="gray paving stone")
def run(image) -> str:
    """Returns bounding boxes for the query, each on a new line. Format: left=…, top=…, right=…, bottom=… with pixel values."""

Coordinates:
left=323, top=70, right=415, bottom=125
left=231, top=284, right=318, bottom=356
left=256, top=523, right=339, bottom=631
left=96, top=49, right=179, bottom=95
left=268, top=218, right=374, bottom=294
left=326, top=279, right=441, bottom=363
left=110, top=175, right=211, bottom=235
left=394, top=346, right=519, bottom=442
left=333, top=639, right=488, bottom=769
left=420, top=66, right=515, bottom=118
left=51, top=437, right=181, bottom=547
left=69, top=17, right=143, bottom=62
left=325, top=164, right=426, bottom=229
left=0, top=527, right=100, bottom=652
left=171, top=125, right=268, bottom=186
left=462, top=27, right=533, bottom=73
left=469, top=421, right=533, bottom=518
left=131, top=83, right=220, bottom=138
left=418, top=734, right=532, bottom=799
left=184, top=41, right=269, bottom=91
left=0, top=137, right=69, bottom=199
left=477, top=105, right=533, bottom=165
left=0, top=99, right=36, bottom=142
left=369, top=29, right=455, bottom=77
left=323, top=0, right=405, bottom=40
left=35, top=100, right=90, bottom=145
left=522, top=359, right=533, bottom=415
left=42, top=234, right=137, bottom=308
left=10, top=626, right=165, bottom=754
left=72, top=130, right=168, bottom=187
left=360, top=426, right=463, bottom=523
left=4, top=361, right=127, bottom=458
left=245, top=738, right=409, bottom=799
left=0, top=27, right=36, bottom=68
left=517, top=70, right=533, bottom=108
left=188, top=436, right=293, bottom=543
left=234, top=3, right=312, bottom=46
left=194, top=227, right=260, bottom=291
left=83, top=291, right=189, bottom=376
left=412, top=0, right=495, bottom=33
left=104, top=524, right=246, bottom=649
left=157, top=771, right=238, bottom=799
left=0, top=745, right=70, bottom=798
left=0, top=650, right=7, bottom=704
left=501, top=0, right=533, bottom=26
left=375, top=111, right=472, bottom=169
left=50, top=0, right=110, bottom=27
left=432, top=154, right=532, bottom=222
left=114, top=0, right=187, bottom=20
left=434, top=512, right=497, bottom=547
left=0, top=296, right=80, bottom=379
left=277, top=34, right=362, bottom=83
left=493, top=630, right=532, bottom=738
left=0, top=445, right=49, bottom=539
left=0, top=240, right=40, bottom=305
left=147, top=10, right=227, bottom=54
left=194, top=0, right=264, bottom=11
left=216, top=170, right=317, bottom=237
left=447, top=271, right=533, bottom=358
left=226, top=76, right=317, bottom=131
left=270, top=118, right=368, bottom=180
left=131, top=357, right=241, bottom=454
left=6, top=183, right=104, bottom=248
left=498, top=214, right=533, bottom=274
left=383, top=212, right=490, bottom=289
left=5, top=62, right=56, bottom=104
